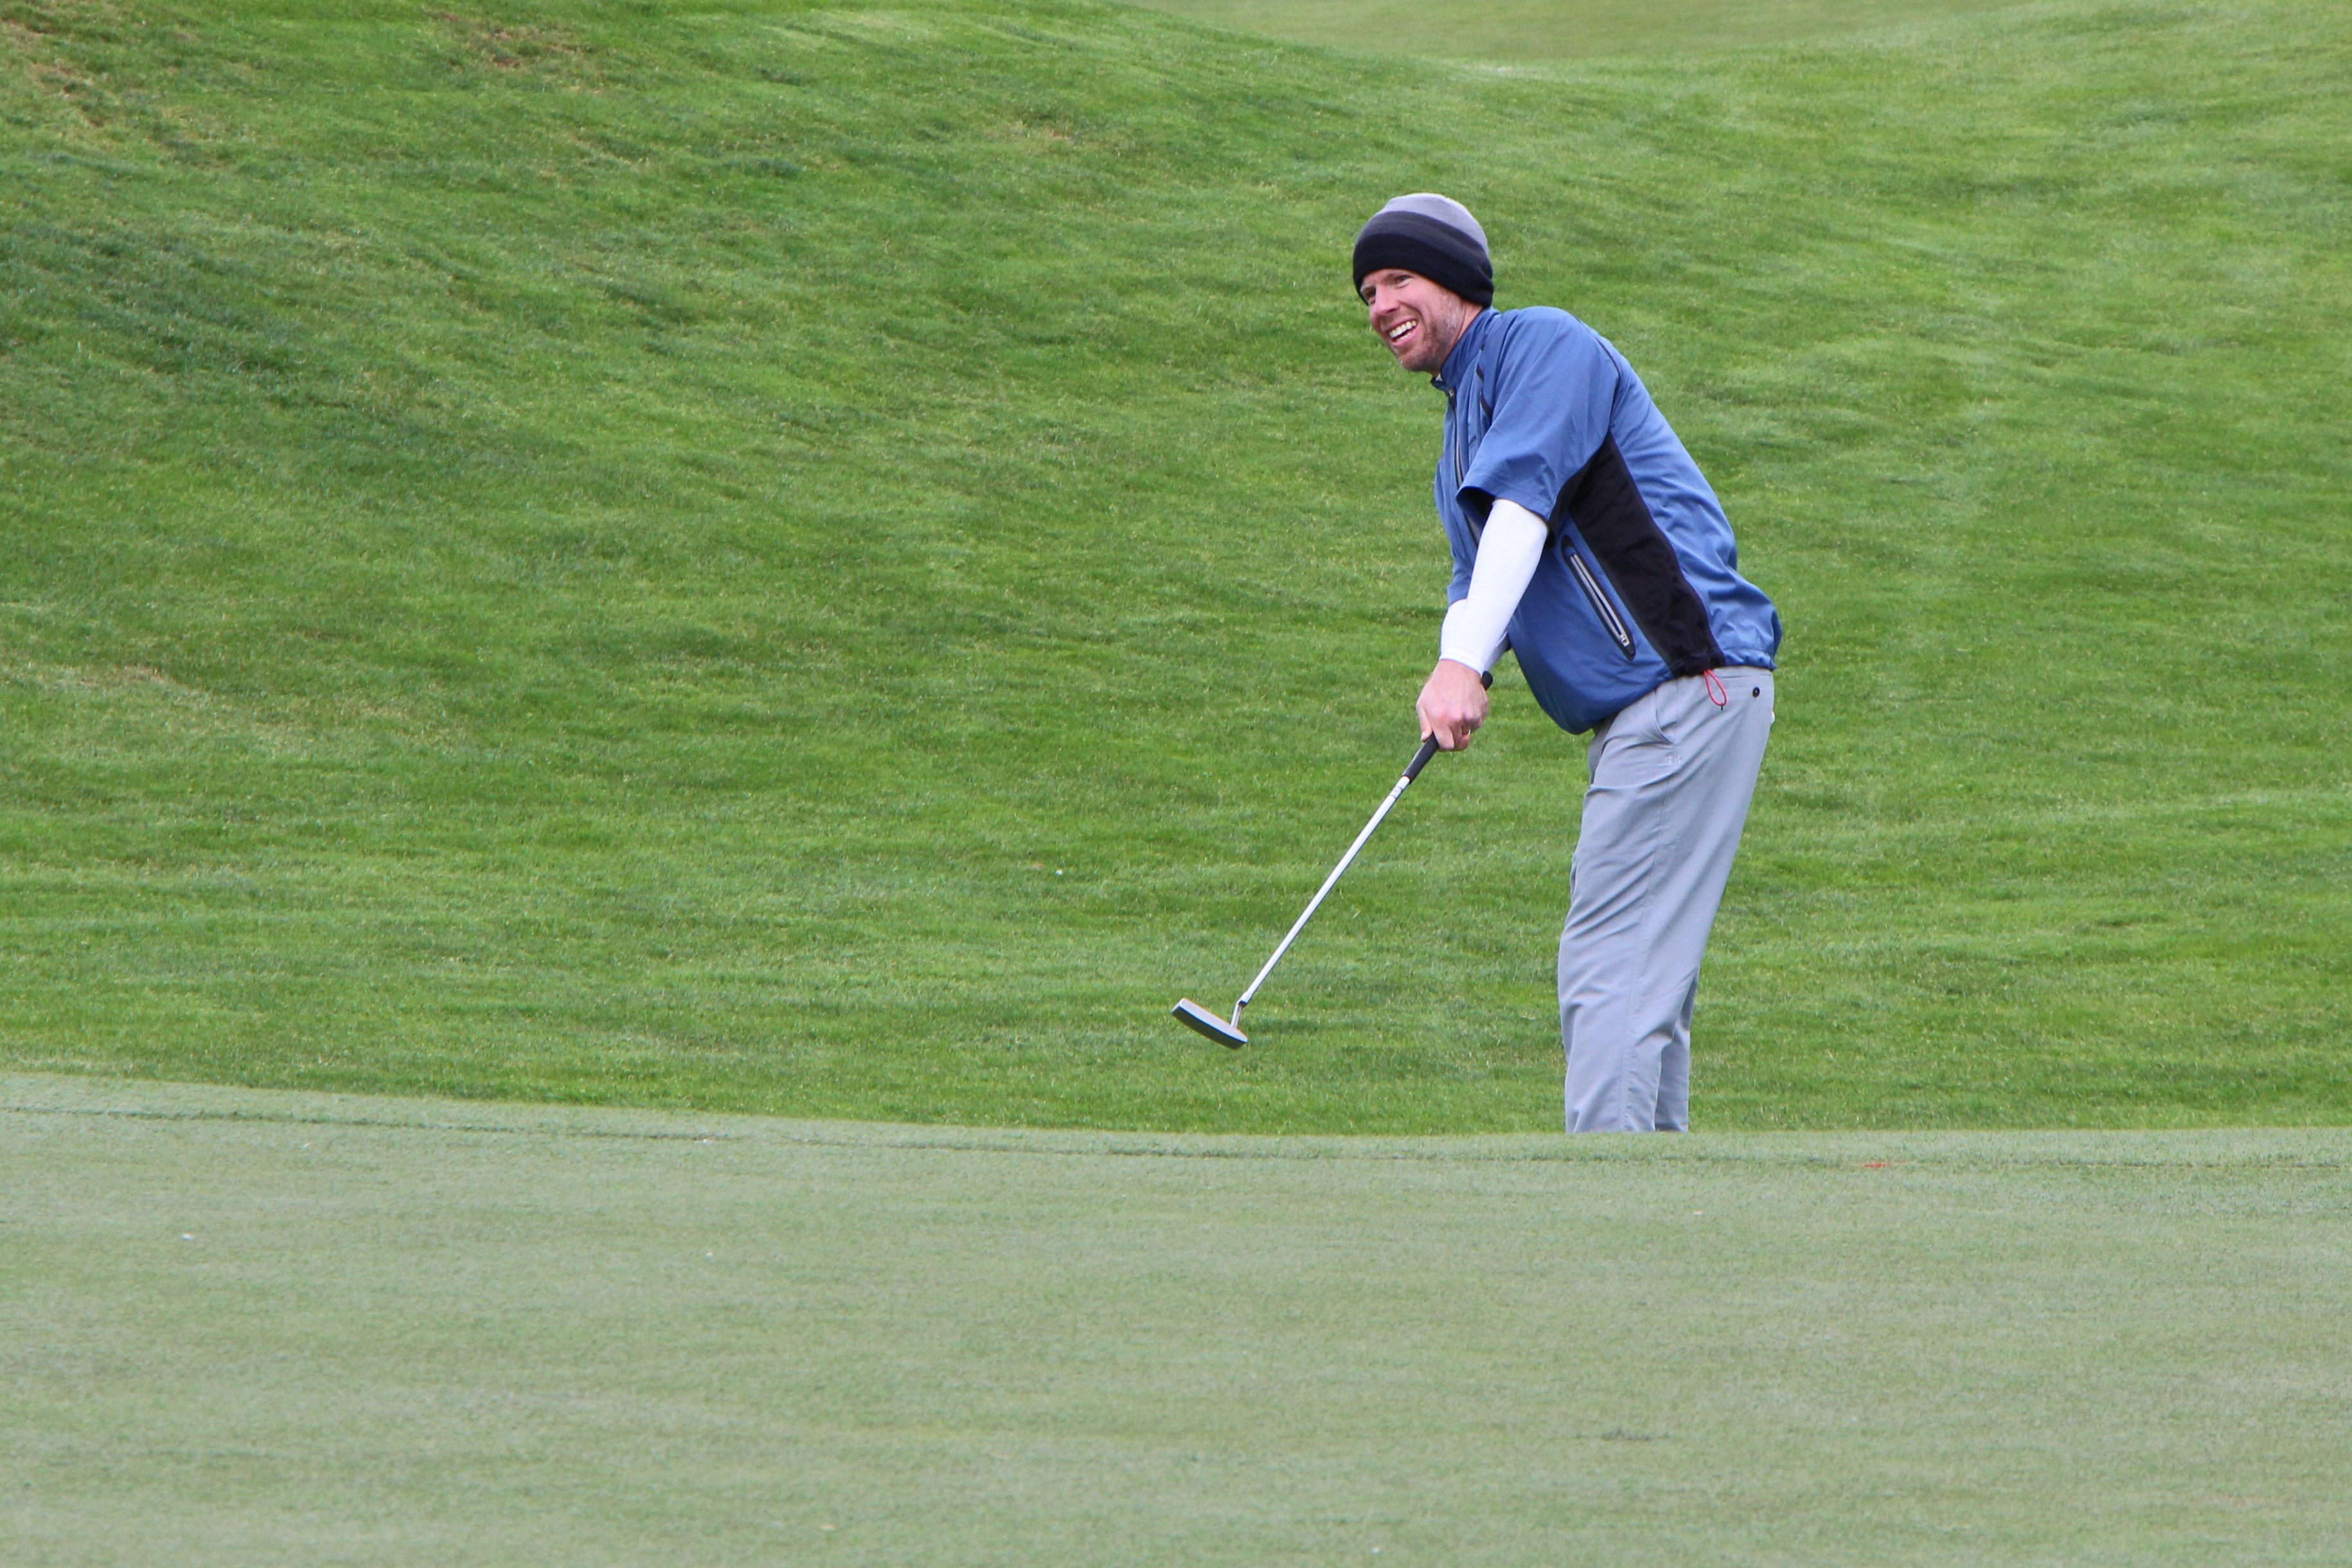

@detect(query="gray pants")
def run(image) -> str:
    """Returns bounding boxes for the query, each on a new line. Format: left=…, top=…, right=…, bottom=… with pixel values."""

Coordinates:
left=1561, top=668, right=1774, bottom=1132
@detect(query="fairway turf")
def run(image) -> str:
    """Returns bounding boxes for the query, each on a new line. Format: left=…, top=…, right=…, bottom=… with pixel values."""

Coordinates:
left=3, top=0, right=2349, bottom=1131
left=6, top=1073, right=2351, bottom=1563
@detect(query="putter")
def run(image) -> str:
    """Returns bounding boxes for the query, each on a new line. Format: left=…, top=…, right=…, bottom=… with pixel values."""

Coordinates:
left=1174, top=675, right=1486, bottom=1049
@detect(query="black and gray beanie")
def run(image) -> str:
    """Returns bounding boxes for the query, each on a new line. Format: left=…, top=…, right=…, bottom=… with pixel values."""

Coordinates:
left=1351, top=193, right=1493, bottom=307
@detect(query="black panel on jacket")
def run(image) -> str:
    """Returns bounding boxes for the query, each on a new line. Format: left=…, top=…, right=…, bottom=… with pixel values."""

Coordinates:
left=1555, top=434, right=1726, bottom=679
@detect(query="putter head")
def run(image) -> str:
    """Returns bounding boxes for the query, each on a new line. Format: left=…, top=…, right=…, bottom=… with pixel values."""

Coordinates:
left=1171, top=998, right=1248, bottom=1049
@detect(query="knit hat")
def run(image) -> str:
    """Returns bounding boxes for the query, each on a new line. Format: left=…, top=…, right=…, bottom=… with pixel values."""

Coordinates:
left=1351, top=193, right=1493, bottom=307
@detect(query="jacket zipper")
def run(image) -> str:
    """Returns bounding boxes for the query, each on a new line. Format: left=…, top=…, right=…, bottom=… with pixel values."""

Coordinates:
left=1569, top=548, right=1637, bottom=659
left=1448, top=393, right=1464, bottom=490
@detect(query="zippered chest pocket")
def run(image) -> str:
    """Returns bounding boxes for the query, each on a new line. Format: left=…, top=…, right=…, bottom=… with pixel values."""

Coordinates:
left=1567, top=546, right=1637, bottom=659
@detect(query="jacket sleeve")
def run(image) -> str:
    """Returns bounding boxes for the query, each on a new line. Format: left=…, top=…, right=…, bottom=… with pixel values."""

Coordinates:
left=1456, top=314, right=1617, bottom=527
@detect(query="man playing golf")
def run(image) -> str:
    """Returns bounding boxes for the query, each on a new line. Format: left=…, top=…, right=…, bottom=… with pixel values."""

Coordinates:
left=1354, top=193, right=1781, bottom=1133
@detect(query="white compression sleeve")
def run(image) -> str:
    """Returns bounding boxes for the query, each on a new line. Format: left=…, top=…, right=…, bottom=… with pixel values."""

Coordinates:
left=1438, top=498, right=1547, bottom=673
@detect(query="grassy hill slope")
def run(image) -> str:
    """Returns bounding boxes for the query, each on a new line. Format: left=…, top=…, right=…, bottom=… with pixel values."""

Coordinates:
left=3, top=0, right=2348, bottom=1130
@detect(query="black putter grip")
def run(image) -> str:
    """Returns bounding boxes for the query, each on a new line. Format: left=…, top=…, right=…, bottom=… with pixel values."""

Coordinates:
left=1407, top=671, right=1493, bottom=780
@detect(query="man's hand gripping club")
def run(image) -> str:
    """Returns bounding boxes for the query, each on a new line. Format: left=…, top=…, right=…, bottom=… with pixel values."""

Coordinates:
left=1418, top=659, right=1490, bottom=751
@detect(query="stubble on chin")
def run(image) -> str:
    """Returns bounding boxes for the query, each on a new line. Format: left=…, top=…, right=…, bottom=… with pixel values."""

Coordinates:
left=1414, top=301, right=1469, bottom=373
left=1403, top=316, right=1454, bottom=374
left=1384, top=318, right=1434, bottom=374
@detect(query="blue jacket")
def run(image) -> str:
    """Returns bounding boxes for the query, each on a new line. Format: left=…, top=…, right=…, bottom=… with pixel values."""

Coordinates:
left=1434, top=307, right=1780, bottom=733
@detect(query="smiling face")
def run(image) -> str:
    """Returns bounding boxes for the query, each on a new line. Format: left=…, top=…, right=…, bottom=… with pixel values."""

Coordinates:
left=1360, top=268, right=1479, bottom=375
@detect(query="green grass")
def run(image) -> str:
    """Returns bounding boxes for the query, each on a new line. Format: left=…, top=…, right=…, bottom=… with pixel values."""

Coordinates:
left=2, top=0, right=2348, bottom=1131
left=1125, top=0, right=2035, bottom=63
left=8, top=1074, right=2352, bottom=1563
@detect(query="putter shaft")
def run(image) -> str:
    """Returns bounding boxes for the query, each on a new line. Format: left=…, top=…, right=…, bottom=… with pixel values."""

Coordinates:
left=1233, top=733, right=1443, bottom=1016
left=1176, top=672, right=1484, bottom=1046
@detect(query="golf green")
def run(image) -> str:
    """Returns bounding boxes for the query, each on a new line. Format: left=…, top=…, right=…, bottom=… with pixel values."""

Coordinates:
left=8, top=1073, right=2348, bottom=1563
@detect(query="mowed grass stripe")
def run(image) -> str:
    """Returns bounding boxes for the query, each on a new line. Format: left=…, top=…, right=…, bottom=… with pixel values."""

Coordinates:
left=1125, top=0, right=2042, bottom=62
left=5, top=1074, right=2351, bottom=1564
left=2, top=0, right=2348, bottom=1130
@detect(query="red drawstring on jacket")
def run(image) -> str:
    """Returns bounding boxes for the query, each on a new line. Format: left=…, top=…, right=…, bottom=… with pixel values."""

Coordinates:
left=1702, top=668, right=1728, bottom=707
